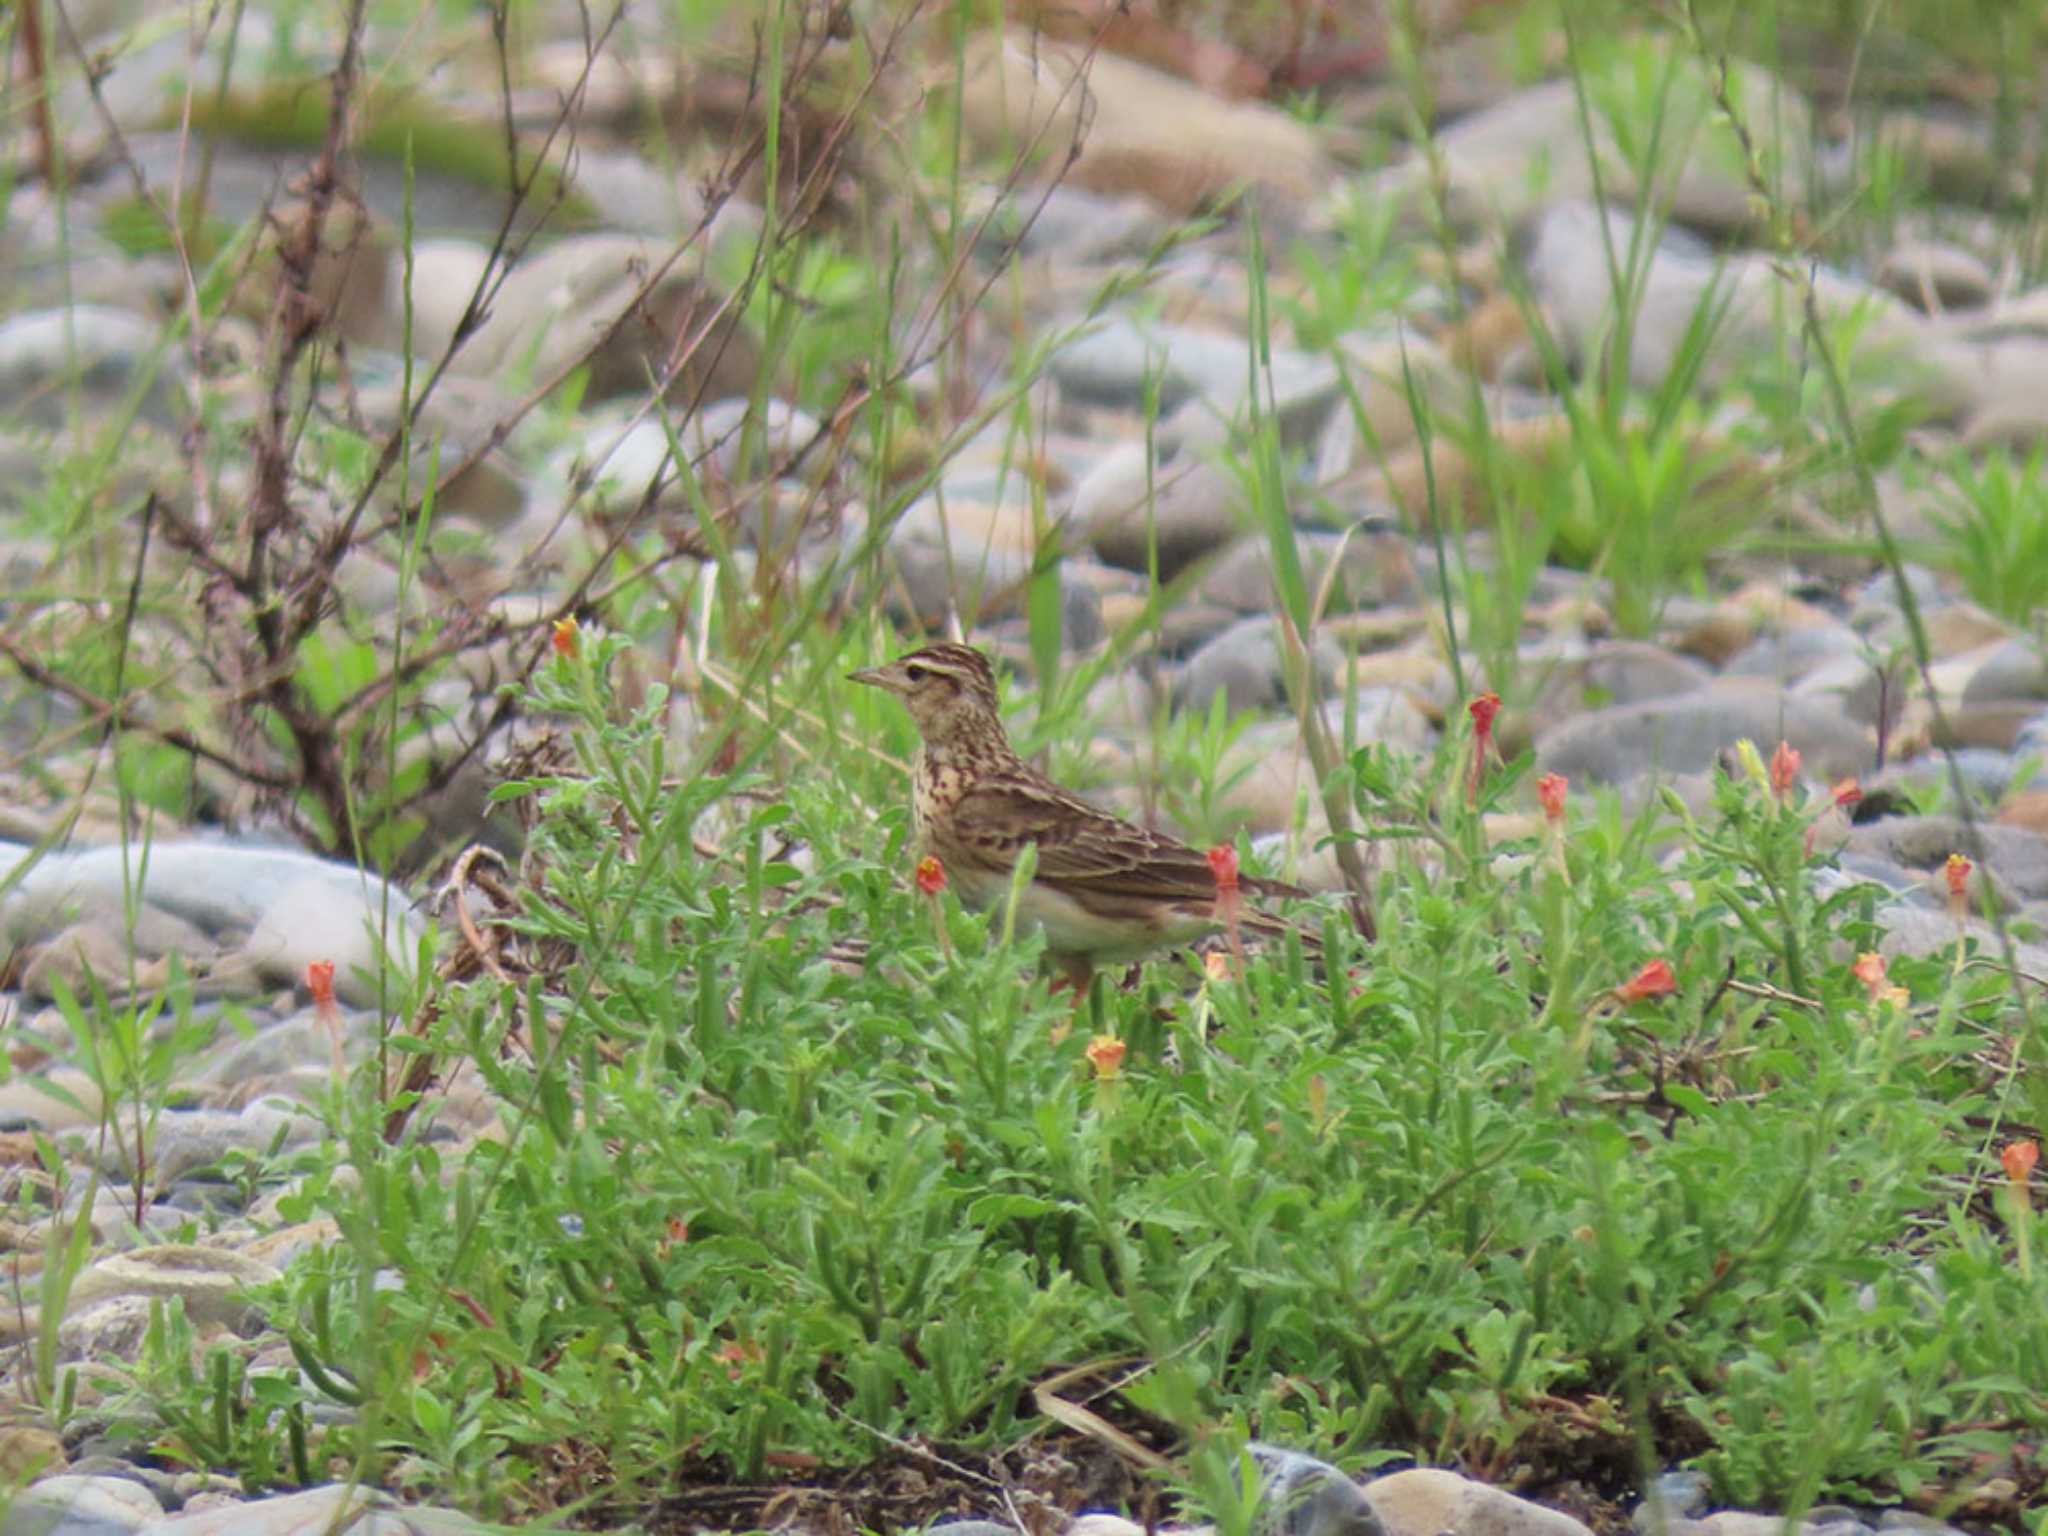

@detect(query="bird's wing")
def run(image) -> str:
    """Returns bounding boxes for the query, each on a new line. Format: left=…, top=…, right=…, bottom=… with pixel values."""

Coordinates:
left=947, top=771, right=1303, bottom=904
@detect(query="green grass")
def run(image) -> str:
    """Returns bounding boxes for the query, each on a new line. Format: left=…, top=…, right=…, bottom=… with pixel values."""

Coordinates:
left=98, top=632, right=2043, bottom=1525
left=1921, top=445, right=2048, bottom=634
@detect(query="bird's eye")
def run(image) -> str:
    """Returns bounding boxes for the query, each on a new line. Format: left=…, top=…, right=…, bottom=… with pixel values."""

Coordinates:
left=904, top=664, right=929, bottom=683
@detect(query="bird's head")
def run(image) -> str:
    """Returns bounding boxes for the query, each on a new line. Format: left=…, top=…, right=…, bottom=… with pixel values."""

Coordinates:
left=848, top=643, right=1003, bottom=742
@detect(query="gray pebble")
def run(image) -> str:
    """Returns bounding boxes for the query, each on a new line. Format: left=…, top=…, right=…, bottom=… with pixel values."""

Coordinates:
left=1051, top=318, right=1336, bottom=437
left=1724, top=623, right=1866, bottom=683
left=1535, top=683, right=1872, bottom=787
left=1074, top=445, right=1244, bottom=580
left=141, top=1485, right=392, bottom=1536
left=1248, top=1444, right=1384, bottom=1536
left=1875, top=1513, right=1969, bottom=1536
left=1638, top=1470, right=1711, bottom=1524
left=1962, top=638, right=2048, bottom=706
left=681, top=397, right=823, bottom=484
left=0, top=1475, right=163, bottom=1536
left=0, top=308, right=186, bottom=430
left=1848, top=814, right=2048, bottom=899
left=190, top=1007, right=375, bottom=1089
left=0, top=842, right=419, bottom=1008
left=976, top=184, right=1161, bottom=264
left=115, top=1104, right=311, bottom=1186
left=1527, top=640, right=1713, bottom=716
left=1848, top=565, right=1945, bottom=637
left=1329, top=687, right=1436, bottom=755
left=1875, top=241, right=1994, bottom=312
left=1173, top=618, right=1341, bottom=716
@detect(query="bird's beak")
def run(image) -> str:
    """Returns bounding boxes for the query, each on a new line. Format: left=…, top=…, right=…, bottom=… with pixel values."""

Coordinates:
left=846, top=664, right=895, bottom=692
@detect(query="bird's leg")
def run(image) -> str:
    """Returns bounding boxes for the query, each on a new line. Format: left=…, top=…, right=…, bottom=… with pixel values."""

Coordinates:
left=1046, top=953, right=1097, bottom=1042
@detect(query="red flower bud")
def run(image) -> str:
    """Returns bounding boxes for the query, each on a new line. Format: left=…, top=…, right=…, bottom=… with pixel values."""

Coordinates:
left=1944, top=853, right=1973, bottom=921
left=305, top=960, right=337, bottom=1009
left=1769, top=740, right=1800, bottom=799
left=1206, top=843, right=1240, bottom=894
left=1467, top=692, right=1502, bottom=805
left=1615, top=958, right=1676, bottom=1004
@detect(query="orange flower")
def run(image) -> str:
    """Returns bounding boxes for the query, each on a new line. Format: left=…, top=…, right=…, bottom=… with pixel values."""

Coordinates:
left=1208, top=844, right=1244, bottom=972
left=2003, top=1140, right=2039, bottom=1187
left=551, top=616, right=579, bottom=658
left=304, top=959, right=337, bottom=1009
left=657, top=1215, right=690, bottom=1258
left=1536, top=771, right=1568, bottom=823
left=1615, top=958, right=1676, bottom=1004
left=715, top=1338, right=762, bottom=1380
left=1768, top=740, right=1800, bottom=801
left=1468, top=691, right=1501, bottom=736
left=1804, top=776, right=1863, bottom=862
left=1850, top=951, right=1908, bottom=1009
left=1205, top=843, right=1240, bottom=894
left=1944, top=853, right=1973, bottom=920
left=1085, top=1034, right=1126, bottom=1080
left=305, top=959, right=343, bottom=1077
left=915, top=856, right=951, bottom=956
left=1467, top=692, right=1501, bottom=804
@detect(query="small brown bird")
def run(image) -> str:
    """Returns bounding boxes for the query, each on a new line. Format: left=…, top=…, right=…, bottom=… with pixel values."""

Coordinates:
left=849, top=643, right=1311, bottom=990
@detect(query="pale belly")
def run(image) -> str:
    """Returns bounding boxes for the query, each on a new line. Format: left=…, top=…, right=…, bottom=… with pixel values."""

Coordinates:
left=942, top=846, right=1216, bottom=961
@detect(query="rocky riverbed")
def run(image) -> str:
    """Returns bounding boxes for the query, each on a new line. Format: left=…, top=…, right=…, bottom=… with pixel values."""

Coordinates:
left=0, top=1, right=2043, bottom=1533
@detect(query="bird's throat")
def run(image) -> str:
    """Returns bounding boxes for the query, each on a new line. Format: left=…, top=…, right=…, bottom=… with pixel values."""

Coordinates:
left=910, top=728, right=1009, bottom=842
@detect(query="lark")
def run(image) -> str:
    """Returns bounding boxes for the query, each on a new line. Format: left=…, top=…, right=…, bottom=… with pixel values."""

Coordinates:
left=849, top=643, right=1310, bottom=989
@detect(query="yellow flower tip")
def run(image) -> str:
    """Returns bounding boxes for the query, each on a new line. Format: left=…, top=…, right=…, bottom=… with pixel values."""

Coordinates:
left=551, top=616, right=580, bottom=658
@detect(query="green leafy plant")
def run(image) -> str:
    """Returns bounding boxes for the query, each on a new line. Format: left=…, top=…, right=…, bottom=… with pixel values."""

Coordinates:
left=1924, top=446, right=2048, bottom=632
left=113, top=635, right=2029, bottom=1520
